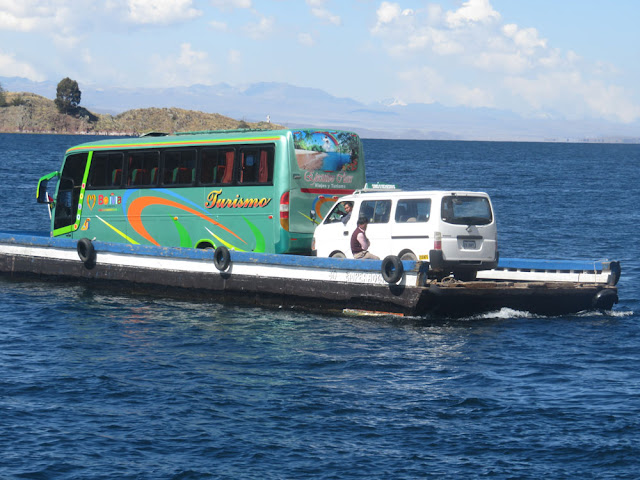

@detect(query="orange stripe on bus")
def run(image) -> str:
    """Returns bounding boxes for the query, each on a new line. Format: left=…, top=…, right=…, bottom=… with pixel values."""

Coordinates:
left=127, top=196, right=247, bottom=246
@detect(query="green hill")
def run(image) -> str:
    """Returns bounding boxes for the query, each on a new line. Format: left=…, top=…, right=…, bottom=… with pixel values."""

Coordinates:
left=0, top=91, right=282, bottom=135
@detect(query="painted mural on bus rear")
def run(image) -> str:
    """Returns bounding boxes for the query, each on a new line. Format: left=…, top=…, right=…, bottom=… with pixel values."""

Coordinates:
left=36, top=128, right=365, bottom=254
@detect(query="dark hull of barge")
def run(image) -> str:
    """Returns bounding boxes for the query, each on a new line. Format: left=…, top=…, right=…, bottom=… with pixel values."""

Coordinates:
left=0, top=233, right=619, bottom=318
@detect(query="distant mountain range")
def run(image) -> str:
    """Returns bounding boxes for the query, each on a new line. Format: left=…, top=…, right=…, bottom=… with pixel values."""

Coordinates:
left=2, top=76, right=639, bottom=142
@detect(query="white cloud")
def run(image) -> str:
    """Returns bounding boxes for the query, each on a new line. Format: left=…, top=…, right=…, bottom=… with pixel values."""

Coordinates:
left=209, top=19, right=228, bottom=31
left=504, top=73, right=640, bottom=123
left=229, top=49, right=241, bottom=64
left=397, top=66, right=494, bottom=108
left=445, top=0, right=500, bottom=28
left=502, top=23, right=546, bottom=53
left=243, top=15, right=275, bottom=40
left=0, top=1, right=78, bottom=33
left=0, top=1, right=52, bottom=31
left=298, top=32, right=315, bottom=47
left=473, top=51, right=530, bottom=75
left=210, top=0, right=252, bottom=11
left=373, top=1, right=414, bottom=33
left=127, top=0, right=202, bottom=25
left=305, top=0, right=341, bottom=26
left=370, top=0, right=640, bottom=122
left=0, top=50, right=45, bottom=81
left=151, top=43, right=215, bottom=86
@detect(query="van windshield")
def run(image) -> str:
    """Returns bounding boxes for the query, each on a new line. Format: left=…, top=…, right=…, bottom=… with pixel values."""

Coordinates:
left=441, top=196, right=492, bottom=225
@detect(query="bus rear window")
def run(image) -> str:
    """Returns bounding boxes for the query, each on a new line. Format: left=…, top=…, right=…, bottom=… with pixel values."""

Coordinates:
left=441, top=196, right=492, bottom=225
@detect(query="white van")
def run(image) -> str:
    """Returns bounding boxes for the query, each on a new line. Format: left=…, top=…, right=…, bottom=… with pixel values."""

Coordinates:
left=311, top=188, right=498, bottom=279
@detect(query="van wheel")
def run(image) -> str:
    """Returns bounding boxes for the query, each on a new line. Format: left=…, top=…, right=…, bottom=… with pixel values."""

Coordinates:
left=330, top=251, right=346, bottom=259
left=400, top=251, right=417, bottom=261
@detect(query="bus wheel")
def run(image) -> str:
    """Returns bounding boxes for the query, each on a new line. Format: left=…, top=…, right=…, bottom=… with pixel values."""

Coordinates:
left=330, top=251, right=346, bottom=258
left=213, top=246, right=231, bottom=271
left=381, top=255, right=403, bottom=284
left=77, top=238, right=95, bottom=267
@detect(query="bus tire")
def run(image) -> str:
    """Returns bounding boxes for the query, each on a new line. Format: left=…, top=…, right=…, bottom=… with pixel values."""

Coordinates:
left=77, top=238, right=95, bottom=265
left=381, top=255, right=403, bottom=284
left=213, top=246, right=231, bottom=271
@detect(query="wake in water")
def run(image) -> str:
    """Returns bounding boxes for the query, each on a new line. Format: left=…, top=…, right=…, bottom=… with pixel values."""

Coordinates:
left=458, top=307, right=633, bottom=321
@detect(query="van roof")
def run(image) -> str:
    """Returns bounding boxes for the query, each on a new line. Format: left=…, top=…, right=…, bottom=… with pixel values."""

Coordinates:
left=347, top=190, right=490, bottom=199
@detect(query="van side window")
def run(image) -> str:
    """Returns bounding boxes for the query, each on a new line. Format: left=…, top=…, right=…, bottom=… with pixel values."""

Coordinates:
left=360, top=200, right=391, bottom=224
left=396, top=199, right=431, bottom=223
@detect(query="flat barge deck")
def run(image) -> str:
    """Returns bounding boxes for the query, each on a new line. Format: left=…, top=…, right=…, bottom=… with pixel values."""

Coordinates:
left=0, top=232, right=620, bottom=317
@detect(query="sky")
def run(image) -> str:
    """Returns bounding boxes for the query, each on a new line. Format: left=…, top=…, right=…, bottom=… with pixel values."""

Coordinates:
left=1, top=0, right=639, bottom=124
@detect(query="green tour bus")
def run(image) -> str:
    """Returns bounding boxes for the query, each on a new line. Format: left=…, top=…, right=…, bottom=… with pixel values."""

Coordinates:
left=37, top=128, right=365, bottom=254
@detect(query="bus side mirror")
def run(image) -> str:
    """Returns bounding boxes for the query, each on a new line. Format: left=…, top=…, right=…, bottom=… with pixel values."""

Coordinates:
left=37, top=181, right=50, bottom=203
left=37, top=171, right=59, bottom=204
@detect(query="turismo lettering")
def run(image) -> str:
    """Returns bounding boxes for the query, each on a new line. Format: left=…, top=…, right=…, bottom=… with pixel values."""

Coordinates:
left=205, top=190, right=272, bottom=209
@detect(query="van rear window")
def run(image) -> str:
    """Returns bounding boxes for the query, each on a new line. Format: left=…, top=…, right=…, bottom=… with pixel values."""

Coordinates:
left=441, top=196, right=492, bottom=225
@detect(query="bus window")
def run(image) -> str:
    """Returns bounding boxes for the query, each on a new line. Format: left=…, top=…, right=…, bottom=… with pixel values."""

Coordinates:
left=200, top=148, right=235, bottom=185
left=127, top=151, right=159, bottom=187
left=88, top=152, right=124, bottom=188
left=239, top=146, right=274, bottom=185
left=163, top=149, right=196, bottom=186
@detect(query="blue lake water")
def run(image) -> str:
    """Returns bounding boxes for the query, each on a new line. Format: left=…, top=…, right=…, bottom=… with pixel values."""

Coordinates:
left=0, top=133, right=638, bottom=479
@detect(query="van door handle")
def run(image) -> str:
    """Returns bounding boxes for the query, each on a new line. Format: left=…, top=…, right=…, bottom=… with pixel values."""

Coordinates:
left=343, top=231, right=349, bottom=236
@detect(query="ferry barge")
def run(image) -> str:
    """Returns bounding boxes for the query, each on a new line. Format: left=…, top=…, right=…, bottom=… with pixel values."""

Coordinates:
left=0, top=232, right=619, bottom=317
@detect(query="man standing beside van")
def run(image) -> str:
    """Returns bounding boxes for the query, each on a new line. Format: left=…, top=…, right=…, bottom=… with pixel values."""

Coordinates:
left=351, top=217, right=379, bottom=260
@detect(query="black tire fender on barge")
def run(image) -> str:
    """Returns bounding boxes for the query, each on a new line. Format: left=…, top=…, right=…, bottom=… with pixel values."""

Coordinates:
left=381, top=255, right=403, bottom=284
left=77, top=238, right=96, bottom=268
left=592, top=288, right=618, bottom=310
left=213, top=245, right=231, bottom=271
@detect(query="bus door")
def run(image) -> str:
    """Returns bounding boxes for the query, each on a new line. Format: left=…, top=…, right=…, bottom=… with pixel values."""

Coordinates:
left=53, top=152, right=90, bottom=235
left=84, top=151, right=128, bottom=244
